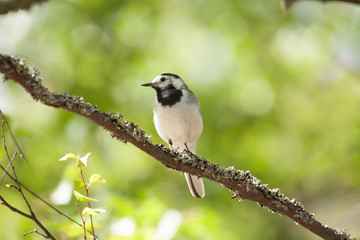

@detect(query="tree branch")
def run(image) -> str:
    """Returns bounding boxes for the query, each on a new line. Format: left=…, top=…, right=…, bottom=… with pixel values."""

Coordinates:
left=0, top=54, right=355, bottom=240
left=0, top=0, right=47, bottom=15
left=0, top=195, right=33, bottom=219
left=282, top=0, right=360, bottom=9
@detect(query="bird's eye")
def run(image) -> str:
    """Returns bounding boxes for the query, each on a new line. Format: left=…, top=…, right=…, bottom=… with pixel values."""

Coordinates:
left=160, top=77, right=166, bottom=82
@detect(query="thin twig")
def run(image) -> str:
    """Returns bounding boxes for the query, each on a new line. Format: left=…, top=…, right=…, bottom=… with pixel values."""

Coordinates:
left=1, top=118, right=13, bottom=170
left=3, top=122, right=35, bottom=222
left=0, top=110, right=28, bottom=163
left=0, top=164, right=84, bottom=228
left=6, top=146, right=33, bottom=218
left=0, top=152, right=16, bottom=185
left=0, top=159, right=96, bottom=236
left=1, top=195, right=55, bottom=239
left=2, top=117, right=36, bottom=219
left=23, top=229, right=48, bottom=238
left=76, top=203, right=87, bottom=240
left=0, top=111, right=86, bottom=232
left=0, top=195, right=33, bottom=219
left=1, top=118, right=56, bottom=239
left=79, top=166, right=96, bottom=239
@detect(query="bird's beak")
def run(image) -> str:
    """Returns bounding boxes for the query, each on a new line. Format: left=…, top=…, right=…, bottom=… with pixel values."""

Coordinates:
left=141, top=82, right=153, bottom=87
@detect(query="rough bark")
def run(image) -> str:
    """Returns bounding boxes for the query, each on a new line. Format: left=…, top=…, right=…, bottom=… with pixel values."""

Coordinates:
left=0, top=0, right=47, bottom=15
left=283, top=0, right=360, bottom=9
left=0, top=54, right=355, bottom=240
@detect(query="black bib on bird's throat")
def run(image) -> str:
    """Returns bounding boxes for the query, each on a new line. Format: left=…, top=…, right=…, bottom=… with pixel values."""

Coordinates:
left=156, top=85, right=183, bottom=107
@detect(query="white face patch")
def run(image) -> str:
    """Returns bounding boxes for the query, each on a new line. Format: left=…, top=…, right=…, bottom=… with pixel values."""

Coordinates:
left=152, top=75, right=186, bottom=90
left=172, top=77, right=185, bottom=89
left=152, top=75, right=171, bottom=89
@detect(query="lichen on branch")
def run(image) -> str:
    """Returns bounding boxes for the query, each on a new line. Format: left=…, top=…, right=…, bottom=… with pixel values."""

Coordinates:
left=0, top=54, right=355, bottom=240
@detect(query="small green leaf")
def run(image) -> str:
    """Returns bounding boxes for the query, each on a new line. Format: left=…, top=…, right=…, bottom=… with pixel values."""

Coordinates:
left=74, top=179, right=84, bottom=192
left=73, top=191, right=99, bottom=202
left=76, top=159, right=85, bottom=168
left=89, top=174, right=106, bottom=184
left=59, top=153, right=78, bottom=161
left=78, top=153, right=91, bottom=167
left=82, top=207, right=106, bottom=216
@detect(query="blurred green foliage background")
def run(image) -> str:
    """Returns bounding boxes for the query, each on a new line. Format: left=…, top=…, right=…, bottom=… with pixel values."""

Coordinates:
left=0, top=0, right=360, bottom=239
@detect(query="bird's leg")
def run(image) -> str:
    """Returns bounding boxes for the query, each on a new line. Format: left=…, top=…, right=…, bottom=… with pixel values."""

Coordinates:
left=168, top=139, right=173, bottom=150
left=184, top=142, right=191, bottom=152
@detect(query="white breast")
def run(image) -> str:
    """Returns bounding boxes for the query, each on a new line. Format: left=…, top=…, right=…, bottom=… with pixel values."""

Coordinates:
left=153, top=90, right=203, bottom=152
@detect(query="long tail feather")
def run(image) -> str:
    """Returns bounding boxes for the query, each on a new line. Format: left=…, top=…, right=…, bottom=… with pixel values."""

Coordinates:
left=185, top=173, right=205, bottom=198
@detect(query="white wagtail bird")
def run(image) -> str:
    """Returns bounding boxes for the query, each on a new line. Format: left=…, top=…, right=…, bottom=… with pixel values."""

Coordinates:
left=141, top=73, right=205, bottom=198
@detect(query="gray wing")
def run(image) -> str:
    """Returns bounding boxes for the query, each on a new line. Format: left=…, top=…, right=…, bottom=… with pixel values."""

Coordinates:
left=187, top=90, right=200, bottom=108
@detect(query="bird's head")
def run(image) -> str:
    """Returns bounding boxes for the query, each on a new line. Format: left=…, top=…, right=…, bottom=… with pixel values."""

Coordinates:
left=141, top=73, right=187, bottom=91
